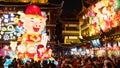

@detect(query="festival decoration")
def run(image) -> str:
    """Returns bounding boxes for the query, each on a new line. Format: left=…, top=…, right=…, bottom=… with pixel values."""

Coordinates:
left=17, top=45, right=26, bottom=53
left=3, top=34, right=9, bottom=40
left=37, top=44, right=45, bottom=60
left=113, top=0, right=120, bottom=11
left=15, top=4, right=52, bottom=61
left=0, top=4, right=52, bottom=62
left=40, top=33, right=48, bottom=48
left=0, top=13, right=22, bottom=41
left=8, top=50, right=17, bottom=59
left=17, top=45, right=26, bottom=59
left=0, top=47, right=4, bottom=56
left=83, top=0, right=120, bottom=36
left=26, top=44, right=37, bottom=58
left=15, top=25, right=25, bottom=36
left=1, top=27, right=7, bottom=31
left=7, top=25, right=14, bottom=31
left=10, top=41, right=17, bottom=51
left=3, top=45, right=9, bottom=56
left=4, top=58, right=12, bottom=67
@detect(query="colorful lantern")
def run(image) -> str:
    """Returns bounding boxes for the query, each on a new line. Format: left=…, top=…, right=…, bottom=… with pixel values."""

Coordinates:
left=10, top=41, right=17, bottom=51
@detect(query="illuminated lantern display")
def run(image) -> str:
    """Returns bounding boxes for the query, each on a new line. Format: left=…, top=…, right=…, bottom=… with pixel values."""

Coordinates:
left=17, top=45, right=26, bottom=59
left=10, top=41, right=17, bottom=51
left=25, top=44, right=37, bottom=59
left=0, top=13, right=20, bottom=41
left=37, top=45, right=45, bottom=60
left=83, top=0, right=120, bottom=36
left=15, top=5, right=51, bottom=60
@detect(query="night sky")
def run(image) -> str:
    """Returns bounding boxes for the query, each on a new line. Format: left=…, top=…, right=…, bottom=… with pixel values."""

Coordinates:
left=62, top=0, right=82, bottom=13
left=48, top=0, right=83, bottom=18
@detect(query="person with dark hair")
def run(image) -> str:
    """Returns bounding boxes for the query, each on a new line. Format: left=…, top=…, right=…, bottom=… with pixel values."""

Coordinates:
left=24, top=62, right=28, bottom=68
left=106, top=62, right=113, bottom=68
left=42, top=60, right=49, bottom=68
left=103, top=57, right=115, bottom=68
left=116, top=59, right=120, bottom=68
left=16, top=58, right=24, bottom=68
left=11, top=58, right=18, bottom=68
left=0, top=56, right=4, bottom=68
left=49, top=60, right=56, bottom=68
left=36, top=60, right=41, bottom=68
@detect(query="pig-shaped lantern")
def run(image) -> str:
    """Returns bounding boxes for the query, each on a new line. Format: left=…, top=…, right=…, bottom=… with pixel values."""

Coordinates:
left=17, top=5, right=51, bottom=60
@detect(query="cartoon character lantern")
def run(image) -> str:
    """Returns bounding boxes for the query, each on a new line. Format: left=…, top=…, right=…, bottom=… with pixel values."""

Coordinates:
left=20, top=5, right=47, bottom=34
left=19, top=5, right=47, bottom=43
left=17, top=5, right=48, bottom=59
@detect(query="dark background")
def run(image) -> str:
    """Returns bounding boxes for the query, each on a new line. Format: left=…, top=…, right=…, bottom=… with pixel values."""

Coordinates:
left=48, top=0, right=83, bottom=18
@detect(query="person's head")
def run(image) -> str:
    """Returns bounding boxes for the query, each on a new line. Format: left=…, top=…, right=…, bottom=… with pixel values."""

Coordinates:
left=106, top=62, right=112, bottom=68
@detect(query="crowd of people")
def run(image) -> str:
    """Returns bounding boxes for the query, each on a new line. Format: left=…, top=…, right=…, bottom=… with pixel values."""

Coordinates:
left=0, top=55, right=120, bottom=68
